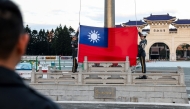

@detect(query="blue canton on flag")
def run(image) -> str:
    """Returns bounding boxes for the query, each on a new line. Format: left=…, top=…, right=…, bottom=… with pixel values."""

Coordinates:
left=79, top=25, right=108, bottom=48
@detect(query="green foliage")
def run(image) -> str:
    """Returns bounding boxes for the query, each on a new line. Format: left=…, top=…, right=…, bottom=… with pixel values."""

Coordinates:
left=25, top=24, right=76, bottom=56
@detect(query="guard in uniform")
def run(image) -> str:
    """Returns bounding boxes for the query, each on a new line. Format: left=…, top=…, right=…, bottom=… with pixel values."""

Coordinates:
left=137, top=32, right=147, bottom=79
left=71, top=35, right=78, bottom=73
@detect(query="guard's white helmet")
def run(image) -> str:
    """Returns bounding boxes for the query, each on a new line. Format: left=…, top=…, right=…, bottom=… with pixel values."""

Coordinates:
left=141, top=32, right=148, bottom=36
left=70, top=32, right=75, bottom=37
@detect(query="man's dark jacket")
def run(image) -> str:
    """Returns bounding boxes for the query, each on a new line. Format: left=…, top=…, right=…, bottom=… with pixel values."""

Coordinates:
left=0, top=66, right=60, bottom=109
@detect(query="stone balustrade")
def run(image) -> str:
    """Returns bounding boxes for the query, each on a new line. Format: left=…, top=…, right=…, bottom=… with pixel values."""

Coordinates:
left=31, top=56, right=185, bottom=86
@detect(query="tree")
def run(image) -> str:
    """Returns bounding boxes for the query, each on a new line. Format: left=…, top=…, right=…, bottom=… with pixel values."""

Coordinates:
left=37, top=29, right=48, bottom=55
left=51, top=28, right=59, bottom=55
left=24, top=24, right=76, bottom=55
left=51, top=25, right=72, bottom=56
left=31, top=30, right=38, bottom=38
left=47, top=29, right=54, bottom=55
left=63, top=25, right=72, bottom=55
left=25, top=25, right=32, bottom=55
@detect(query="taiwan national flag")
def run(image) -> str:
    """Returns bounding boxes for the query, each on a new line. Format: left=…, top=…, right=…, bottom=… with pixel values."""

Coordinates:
left=78, top=25, right=138, bottom=66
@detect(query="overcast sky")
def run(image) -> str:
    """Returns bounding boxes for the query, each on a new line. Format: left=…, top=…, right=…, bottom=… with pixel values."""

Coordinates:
left=12, top=0, right=190, bottom=31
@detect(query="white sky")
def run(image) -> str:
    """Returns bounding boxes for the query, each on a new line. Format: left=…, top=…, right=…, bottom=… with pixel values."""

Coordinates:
left=12, top=0, right=190, bottom=31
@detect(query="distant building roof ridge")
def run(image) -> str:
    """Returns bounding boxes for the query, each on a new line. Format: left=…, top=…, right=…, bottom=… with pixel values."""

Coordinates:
left=173, top=19, right=190, bottom=24
left=115, top=24, right=123, bottom=27
left=123, top=20, right=146, bottom=26
left=144, top=13, right=176, bottom=21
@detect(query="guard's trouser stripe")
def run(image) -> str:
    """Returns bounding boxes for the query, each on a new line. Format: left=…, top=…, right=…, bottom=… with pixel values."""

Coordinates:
left=72, top=58, right=75, bottom=72
left=72, top=58, right=78, bottom=73
left=140, top=56, right=146, bottom=73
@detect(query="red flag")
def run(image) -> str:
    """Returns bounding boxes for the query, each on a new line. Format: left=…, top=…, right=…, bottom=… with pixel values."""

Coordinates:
left=78, top=25, right=138, bottom=66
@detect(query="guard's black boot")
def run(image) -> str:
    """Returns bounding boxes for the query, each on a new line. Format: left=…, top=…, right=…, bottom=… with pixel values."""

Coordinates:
left=136, top=75, right=147, bottom=79
left=75, top=69, right=78, bottom=73
left=142, top=75, right=147, bottom=79
left=136, top=76, right=143, bottom=79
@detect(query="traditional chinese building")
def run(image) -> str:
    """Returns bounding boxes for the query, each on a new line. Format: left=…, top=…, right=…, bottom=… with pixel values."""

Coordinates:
left=116, top=13, right=190, bottom=61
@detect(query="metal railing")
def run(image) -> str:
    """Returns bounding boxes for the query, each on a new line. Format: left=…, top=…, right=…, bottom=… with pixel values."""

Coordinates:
left=20, top=56, right=82, bottom=71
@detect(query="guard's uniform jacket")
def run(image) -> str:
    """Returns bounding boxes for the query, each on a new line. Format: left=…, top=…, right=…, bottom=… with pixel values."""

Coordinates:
left=71, top=40, right=78, bottom=73
left=138, top=39, right=147, bottom=57
left=71, top=40, right=78, bottom=58
left=0, top=66, right=60, bottom=109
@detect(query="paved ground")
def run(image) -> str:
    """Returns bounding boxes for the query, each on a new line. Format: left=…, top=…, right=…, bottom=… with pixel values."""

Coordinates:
left=146, top=61, right=190, bottom=67
left=57, top=102, right=190, bottom=109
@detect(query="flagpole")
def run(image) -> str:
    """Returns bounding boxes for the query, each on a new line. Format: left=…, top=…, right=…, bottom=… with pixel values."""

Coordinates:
left=77, top=0, right=81, bottom=63
left=79, top=0, right=81, bottom=25
left=77, top=27, right=80, bottom=62
left=134, top=0, right=137, bottom=26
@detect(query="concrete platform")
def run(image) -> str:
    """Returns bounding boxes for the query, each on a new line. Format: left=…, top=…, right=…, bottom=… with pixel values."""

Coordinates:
left=30, top=84, right=188, bottom=104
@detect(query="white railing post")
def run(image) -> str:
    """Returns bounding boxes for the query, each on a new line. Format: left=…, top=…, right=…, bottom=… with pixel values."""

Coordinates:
left=180, top=73, right=185, bottom=85
left=47, top=66, right=51, bottom=79
left=39, top=67, right=43, bottom=73
left=84, top=56, right=88, bottom=72
left=125, top=56, right=129, bottom=72
left=31, top=68, right=36, bottom=83
left=53, top=66, right=56, bottom=71
left=125, top=56, right=132, bottom=84
left=178, top=66, right=185, bottom=85
left=127, top=70, right=132, bottom=84
left=78, top=73, right=82, bottom=85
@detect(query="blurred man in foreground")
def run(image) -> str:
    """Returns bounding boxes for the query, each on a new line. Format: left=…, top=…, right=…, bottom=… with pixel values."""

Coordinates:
left=0, top=1, right=60, bottom=109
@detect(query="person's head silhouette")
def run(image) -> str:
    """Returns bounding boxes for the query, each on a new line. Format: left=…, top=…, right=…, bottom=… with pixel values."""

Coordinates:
left=0, top=1, right=60, bottom=109
left=0, top=0, right=29, bottom=70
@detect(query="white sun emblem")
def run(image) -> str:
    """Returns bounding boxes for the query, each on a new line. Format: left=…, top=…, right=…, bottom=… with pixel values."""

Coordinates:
left=88, top=30, right=101, bottom=43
